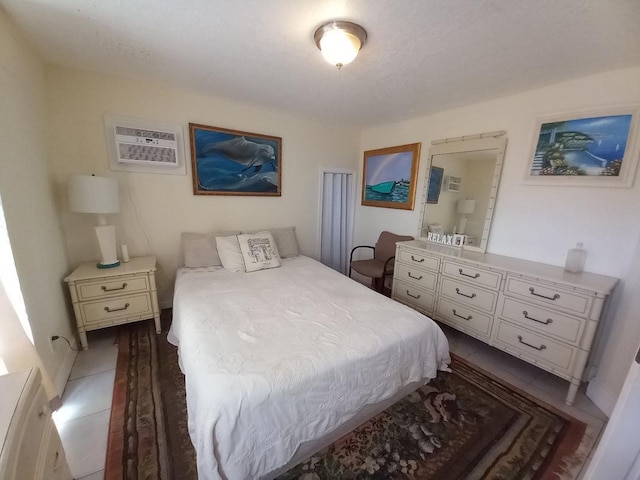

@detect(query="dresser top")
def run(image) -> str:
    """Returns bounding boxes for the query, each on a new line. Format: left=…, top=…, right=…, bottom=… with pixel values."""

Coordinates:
left=65, top=255, right=157, bottom=282
left=398, top=240, right=618, bottom=295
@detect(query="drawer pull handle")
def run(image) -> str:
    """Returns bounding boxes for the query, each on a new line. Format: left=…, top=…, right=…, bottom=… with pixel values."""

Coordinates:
left=102, top=282, right=128, bottom=292
left=406, top=291, right=421, bottom=299
left=455, top=288, right=477, bottom=299
left=408, top=272, right=423, bottom=280
left=529, top=287, right=560, bottom=301
left=517, top=335, right=547, bottom=351
left=458, top=268, right=480, bottom=279
left=452, top=309, right=473, bottom=321
left=410, top=255, right=425, bottom=263
left=104, top=303, right=130, bottom=313
left=522, top=310, right=553, bottom=325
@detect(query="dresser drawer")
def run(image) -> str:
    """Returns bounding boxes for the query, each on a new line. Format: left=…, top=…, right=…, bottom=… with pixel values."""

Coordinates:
left=436, top=298, right=493, bottom=336
left=76, top=274, right=150, bottom=301
left=36, top=423, right=72, bottom=480
left=440, top=277, right=497, bottom=313
left=494, top=320, right=576, bottom=372
left=498, top=297, right=584, bottom=344
left=505, top=277, right=591, bottom=315
left=80, top=292, right=152, bottom=325
left=442, top=260, right=502, bottom=289
left=393, top=280, right=436, bottom=313
left=397, top=249, right=440, bottom=272
left=13, top=385, right=49, bottom=480
left=395, top=263, right=437, bottom=291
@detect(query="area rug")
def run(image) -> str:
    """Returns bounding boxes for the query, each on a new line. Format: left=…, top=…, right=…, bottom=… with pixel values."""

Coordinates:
left=105, top=310, right=596, bottom=480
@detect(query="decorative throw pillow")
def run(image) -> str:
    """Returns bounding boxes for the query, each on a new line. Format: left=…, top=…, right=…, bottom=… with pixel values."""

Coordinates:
left=269, top=227, right=300, bottom=258
left=237, top=232, right=281, bottom=272
left=215, top=235, right=245, bottom=272
left=182, top=231, right=240, bottom=267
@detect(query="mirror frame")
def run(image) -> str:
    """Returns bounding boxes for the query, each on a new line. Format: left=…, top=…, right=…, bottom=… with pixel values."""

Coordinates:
left=417, top=131, right=507, bottom=253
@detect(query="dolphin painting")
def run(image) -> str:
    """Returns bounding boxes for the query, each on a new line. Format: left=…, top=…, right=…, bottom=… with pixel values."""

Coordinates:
left=202, top=136, right=276, bottom=172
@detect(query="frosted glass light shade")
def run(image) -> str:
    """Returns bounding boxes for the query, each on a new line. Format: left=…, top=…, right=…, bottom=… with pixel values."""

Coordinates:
left=314, top=21, right=367, bottom=69
left=68, top=174, right=119, bottom=214
left=457, top=199, right=476, bottom=215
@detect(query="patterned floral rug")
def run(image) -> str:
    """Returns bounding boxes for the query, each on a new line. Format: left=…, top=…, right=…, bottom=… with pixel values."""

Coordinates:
left=105, top=310, right=595, bottom=480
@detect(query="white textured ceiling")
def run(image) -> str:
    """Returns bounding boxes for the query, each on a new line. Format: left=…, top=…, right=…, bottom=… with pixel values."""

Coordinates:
left=2, top=0, right=640, bottom=127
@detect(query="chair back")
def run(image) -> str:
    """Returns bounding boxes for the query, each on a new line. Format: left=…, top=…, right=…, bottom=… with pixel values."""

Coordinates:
left=374, top=231, right=414, bottom=262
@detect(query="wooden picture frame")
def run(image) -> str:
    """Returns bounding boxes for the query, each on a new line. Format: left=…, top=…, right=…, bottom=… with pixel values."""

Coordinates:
left=524, top=106, right=639, bottom=188
left=189, top=123, right=282, bottom=196
left=361, top=143, right=421, bottom=209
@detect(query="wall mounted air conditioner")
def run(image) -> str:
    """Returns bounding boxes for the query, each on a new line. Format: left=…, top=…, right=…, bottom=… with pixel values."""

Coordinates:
left=104, top=114, right=186, bottom=176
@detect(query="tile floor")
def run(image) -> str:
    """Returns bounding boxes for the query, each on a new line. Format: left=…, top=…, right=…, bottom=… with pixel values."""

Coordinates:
left=52, top=316, right=608, bottom=479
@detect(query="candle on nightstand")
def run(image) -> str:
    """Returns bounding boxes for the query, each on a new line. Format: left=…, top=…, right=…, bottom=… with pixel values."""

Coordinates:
left=121, top=244, right=130, bottom=263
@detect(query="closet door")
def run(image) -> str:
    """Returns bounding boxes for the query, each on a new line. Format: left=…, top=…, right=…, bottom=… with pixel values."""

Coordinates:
left=319, top=169, right=355, bottom=274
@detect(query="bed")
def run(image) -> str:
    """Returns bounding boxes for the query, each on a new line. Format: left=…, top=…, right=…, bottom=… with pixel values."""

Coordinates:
left=169, top=246, right=450, bottom=480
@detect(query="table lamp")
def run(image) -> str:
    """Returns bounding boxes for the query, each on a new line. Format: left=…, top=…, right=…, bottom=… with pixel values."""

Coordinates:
left=68, top=174, right=120, bottom=268
left=456, top=198, right=475, bottom=235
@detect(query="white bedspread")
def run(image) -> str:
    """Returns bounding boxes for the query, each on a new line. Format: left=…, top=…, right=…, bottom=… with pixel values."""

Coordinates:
left=169, top=256, right=450, bottom=480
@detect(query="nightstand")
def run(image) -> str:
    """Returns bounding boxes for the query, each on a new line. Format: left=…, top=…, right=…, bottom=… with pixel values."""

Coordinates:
left=64, top=256, right=161, bottom=349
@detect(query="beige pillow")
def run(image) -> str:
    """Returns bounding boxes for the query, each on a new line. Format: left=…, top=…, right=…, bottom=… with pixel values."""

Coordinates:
left=270, top=227, right=300, bottom=258
left=215, top=235, right=245, bottom=272
left=237, top=232, right=281, bottom=272
left=182, top=231, right=240, bottom=267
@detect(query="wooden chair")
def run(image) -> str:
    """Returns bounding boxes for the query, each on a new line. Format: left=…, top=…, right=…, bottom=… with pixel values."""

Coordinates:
left=348, top=231, right=414, bottom=292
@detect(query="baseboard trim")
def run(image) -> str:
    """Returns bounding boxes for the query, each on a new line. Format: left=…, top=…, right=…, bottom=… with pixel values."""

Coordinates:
left=586, top=379, right=617, bottom=417
left=53, top=346, right=77, bottom=399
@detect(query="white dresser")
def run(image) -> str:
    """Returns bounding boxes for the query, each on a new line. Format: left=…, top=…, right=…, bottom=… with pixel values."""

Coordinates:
left=392, top=240, right=618, bottom=405
left=65, top=255, right=161, bottom=349
left=0, top=368, right=72, bottom=480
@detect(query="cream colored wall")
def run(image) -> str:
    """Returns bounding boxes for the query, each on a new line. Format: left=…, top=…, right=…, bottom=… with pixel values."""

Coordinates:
left=0, top=9, right=76, bottom=399
left=46, top=66, right=360, bottom=307
left=357, top=67, right=640, bottom=414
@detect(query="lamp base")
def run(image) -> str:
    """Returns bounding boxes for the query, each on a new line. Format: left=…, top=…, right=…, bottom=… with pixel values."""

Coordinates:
left=97, top=261, right=121, bottom=269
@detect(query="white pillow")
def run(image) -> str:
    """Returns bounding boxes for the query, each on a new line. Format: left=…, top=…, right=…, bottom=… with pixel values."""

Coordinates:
left=215, top=235, right=245, bottom=272
left=269, top=227, right=300, bottom=258
left=182, top=231, right=240, bottom=267
left=237, top=232, right=281, bottom=272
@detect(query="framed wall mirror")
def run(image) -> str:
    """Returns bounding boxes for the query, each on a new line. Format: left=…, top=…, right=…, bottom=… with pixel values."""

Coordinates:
left=417, top=131, right=507, bottom=253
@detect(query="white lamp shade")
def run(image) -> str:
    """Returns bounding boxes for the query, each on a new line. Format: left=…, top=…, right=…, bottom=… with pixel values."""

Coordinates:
left=68, top=175, right=119, bottom=214
left=457, top=199, right=476, bottom=215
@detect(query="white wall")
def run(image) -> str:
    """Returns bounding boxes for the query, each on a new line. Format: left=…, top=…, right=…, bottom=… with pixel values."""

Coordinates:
left=46, top=66, right=360, bottom=307
left=0, top=9, right=76, bottom=399
left=356, top=67, right=640, bottom=414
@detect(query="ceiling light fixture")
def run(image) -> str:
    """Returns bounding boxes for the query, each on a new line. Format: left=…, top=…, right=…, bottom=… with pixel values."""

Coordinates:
left=314, top=20, right=367, bottom=69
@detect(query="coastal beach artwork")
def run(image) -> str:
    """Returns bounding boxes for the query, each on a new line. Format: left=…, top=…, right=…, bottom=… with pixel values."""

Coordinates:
left=361, top=143, right=421, bottom=209
left=525, top=107, right=639, bottom=187
left=189, top=123, right=282, bottom=196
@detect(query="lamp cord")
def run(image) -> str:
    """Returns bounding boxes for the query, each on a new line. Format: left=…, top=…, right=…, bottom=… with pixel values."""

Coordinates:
left=51, top=335, right=80, bottom=352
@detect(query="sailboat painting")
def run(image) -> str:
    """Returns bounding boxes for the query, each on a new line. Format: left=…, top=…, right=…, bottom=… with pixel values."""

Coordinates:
left=525, top=107, right=639, bottom=188
left=362, top=143, right=421, bottom=209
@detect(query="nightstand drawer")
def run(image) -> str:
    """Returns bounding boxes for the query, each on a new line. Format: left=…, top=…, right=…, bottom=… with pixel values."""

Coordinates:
left=440, top=277, right=497, bottom=313
left=442, top=260, right=502, bottom=290
left=505, top=277, right=591, bottom=315
left=436, top=298, right=492, bottom=336
left=76, top=274, right=150, bottom=301
left=395, top=263, right=437, bottom=291
left=495, top=320, right=576, bottom=372
left=499, top=297, right=584, bottom=344
left=393, top=280, right=436, bottom=313
left=81, top=293, right=152, bottom=325
left=397, top=249, right=440, bottom=272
